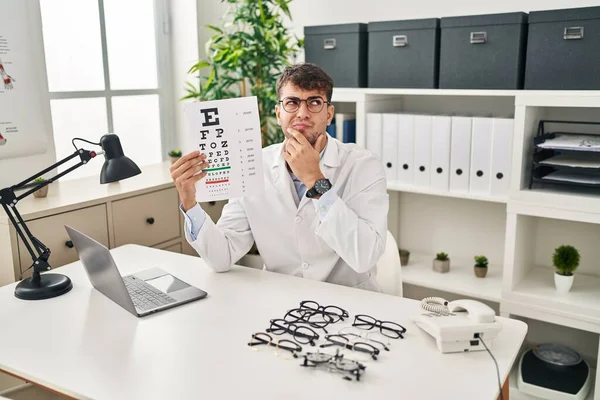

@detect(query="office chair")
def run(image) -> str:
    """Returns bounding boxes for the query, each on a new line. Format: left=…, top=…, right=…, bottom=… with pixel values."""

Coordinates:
left=375, top=230, right=403, bottom=297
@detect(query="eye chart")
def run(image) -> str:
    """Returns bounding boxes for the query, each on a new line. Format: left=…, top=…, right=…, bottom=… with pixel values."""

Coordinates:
left=183, top=96, right=265, bottom=202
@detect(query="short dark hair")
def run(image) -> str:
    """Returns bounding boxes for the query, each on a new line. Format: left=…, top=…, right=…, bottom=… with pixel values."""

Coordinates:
left=276, top=63, right=334, bottom=102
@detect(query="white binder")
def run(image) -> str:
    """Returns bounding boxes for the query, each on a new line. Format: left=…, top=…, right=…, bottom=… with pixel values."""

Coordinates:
left=382, top=113, right=399, bottom=182
left=413, top=115, right=432, bottom=188
left=449, top=117, right=472, bottom=193
left=469, top=117, right=493, bottom=195
left=430, top=116, right=452, bottom=192
left=397, top=114, right=415, bottom=185
left=490, top=118, right=514, bottom=197
left=366, top=113, right=383, bottom=161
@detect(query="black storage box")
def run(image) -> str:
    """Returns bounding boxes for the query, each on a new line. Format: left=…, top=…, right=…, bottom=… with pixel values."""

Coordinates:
left=439, top=12, right=528, bottom=89
left=368, top=19, right=440, bottom=88
left=525, top=6, right=600, bottom=90
left=304, top=23, right=368, bottom=88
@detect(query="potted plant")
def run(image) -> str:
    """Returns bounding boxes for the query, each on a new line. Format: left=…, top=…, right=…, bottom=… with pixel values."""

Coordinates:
left=553, top=245, right=580, bottom=293
left=32, top=177, right=49, bottom=198
left=183, top=0, right=303, bottom=148
left=433, top=252, right=450, bottom=273
left=399, top=249, right=410, bottom=266
left=474, top=255, right=488, bottom=278
left=168, top=149, right=182, bottom=165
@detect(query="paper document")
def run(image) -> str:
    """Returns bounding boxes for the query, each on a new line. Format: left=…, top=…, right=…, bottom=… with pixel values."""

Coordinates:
left=542, top=170, right=600, bottom=185
left=539, top=153, right=600, bottom=169
left=538, top=134, right=600, bottom=152
left=184, top=96, right=265, bottom=202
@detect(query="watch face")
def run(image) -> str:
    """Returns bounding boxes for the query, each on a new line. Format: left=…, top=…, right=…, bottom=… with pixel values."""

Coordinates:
left=315, top=179, right=332, bottom=194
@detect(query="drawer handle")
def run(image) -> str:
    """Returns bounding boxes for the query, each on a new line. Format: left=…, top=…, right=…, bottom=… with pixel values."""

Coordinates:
left=65, top=240, right=74, bottom=249
left=146, top=217, right=155, bottom=225
left=564, top=26, right=584, bottom=40
left=323, top=38, right=336, bottom=50
left=470, top=31, right=487, bottom=44
left=393, top=35, right=408, bottom=47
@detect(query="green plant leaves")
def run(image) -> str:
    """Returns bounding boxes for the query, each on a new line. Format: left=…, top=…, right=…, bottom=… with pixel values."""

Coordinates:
left=552, top=245, right=580, bottom=276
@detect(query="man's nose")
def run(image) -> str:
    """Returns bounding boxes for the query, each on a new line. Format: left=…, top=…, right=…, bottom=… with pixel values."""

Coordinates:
left=296, top=101, right=311, bottom=118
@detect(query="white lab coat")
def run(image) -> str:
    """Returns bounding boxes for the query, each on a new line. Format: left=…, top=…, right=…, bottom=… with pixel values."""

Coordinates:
left=185, top=137, right=389, bottom=291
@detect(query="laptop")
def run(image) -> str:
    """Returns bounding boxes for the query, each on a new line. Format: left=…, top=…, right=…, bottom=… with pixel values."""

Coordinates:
left=65, top=225, right=207, bottom=317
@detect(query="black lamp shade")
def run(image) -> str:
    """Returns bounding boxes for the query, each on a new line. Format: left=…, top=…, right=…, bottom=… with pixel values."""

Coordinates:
left=99, top=134, right=142, bottom=184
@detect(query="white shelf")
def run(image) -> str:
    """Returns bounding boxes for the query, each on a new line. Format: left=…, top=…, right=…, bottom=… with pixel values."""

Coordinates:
left=509, top=189, right=600, bottom=222
left=401, top=253, right=502, bottom=302
left=388, top=181, right=507, bottom=204
left=503, top=267, right=600, bottom=333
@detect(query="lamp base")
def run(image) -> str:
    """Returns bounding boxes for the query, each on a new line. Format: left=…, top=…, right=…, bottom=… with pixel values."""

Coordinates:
left=14, top=273, right=73, bottom=300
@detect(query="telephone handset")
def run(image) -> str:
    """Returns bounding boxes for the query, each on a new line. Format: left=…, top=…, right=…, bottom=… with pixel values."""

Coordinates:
left=411, top=297, right=502, bottom=353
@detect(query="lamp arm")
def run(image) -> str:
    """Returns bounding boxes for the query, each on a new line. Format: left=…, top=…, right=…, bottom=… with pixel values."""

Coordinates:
left=0, top=148, right=99, bottom=281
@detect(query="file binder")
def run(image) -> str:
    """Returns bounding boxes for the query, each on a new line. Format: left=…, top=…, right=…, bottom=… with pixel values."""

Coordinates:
left=414, top=115, right=433, bottom=187
left=366, top=113, right=383, bottom=160
left=469, top=117, right=493, bottom=195
left=382, top=114, right=399, bottom=181
left=397, top=114, right=415, bottom=185
left=430, top=116, right=452, bottom=192
left=449, top=117, right=472, bottom=193
left=490, top=118, right=514, bottom=197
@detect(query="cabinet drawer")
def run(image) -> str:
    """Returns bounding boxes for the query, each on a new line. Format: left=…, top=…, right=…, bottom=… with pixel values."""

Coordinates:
left=17, top=205, right=109, bottom=274
left=112, top=188, right=180, bottom=247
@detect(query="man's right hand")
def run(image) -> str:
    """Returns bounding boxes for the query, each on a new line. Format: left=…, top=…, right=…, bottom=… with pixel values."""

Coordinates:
left=169, top=151, right=209, bottom=212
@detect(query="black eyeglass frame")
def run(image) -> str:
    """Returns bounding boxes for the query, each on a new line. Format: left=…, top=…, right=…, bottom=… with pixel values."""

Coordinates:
left=299, top=300, right=349, bottom=323
left=248, top=332, right=302, bottom=357
left=301, top=349, right=366, bottom=381
left=352, top=314, right=407, bottom=339
left=319, top=334, right=379, bottom=361
left=278, top=96, right=332, bottom=113
left=266, top=318, right=320, bottom=345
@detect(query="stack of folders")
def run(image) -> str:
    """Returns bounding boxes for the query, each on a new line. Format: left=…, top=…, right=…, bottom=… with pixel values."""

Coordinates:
left=532, top=130, right=600, bottom=188
left=327, top=113, right=356, bottom=143
left=366, top=113, right=514, bottom=198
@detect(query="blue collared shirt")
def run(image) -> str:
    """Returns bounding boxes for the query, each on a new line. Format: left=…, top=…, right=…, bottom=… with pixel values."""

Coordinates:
left=181, top=140, right=337, bottom=241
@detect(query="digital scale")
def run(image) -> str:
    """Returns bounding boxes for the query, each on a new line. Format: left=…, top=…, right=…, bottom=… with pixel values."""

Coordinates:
left=518, top=344, right=592, bottom=399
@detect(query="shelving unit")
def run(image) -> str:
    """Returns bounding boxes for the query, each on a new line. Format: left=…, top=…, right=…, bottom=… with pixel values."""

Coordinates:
left=331, top=87, right=600, bottom=399
left=401, top=253, right=502, bottom=302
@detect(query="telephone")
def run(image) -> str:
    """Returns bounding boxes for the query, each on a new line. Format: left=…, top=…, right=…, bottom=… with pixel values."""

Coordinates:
left=411, top=297, right=502, bottom=354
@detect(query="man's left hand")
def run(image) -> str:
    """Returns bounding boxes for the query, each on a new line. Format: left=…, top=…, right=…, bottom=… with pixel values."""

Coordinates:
left=284, top=127, right=327, bottom=188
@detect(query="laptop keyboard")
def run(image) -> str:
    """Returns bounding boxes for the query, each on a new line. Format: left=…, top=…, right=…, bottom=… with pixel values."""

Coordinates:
left=123, top=276, right=176, bottom=311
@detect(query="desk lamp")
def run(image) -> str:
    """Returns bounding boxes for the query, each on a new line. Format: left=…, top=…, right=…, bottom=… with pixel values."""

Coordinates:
left=0, top=134, right=141, bottom=300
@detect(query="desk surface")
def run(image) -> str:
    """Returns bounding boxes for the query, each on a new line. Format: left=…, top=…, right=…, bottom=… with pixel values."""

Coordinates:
left=0, top=245, right=527, bottom=400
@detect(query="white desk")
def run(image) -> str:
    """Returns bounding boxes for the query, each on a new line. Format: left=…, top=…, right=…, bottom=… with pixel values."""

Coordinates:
left=0, top=245, right=527, bottom=400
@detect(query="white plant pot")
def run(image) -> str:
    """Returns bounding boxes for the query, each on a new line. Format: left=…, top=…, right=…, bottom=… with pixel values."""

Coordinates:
left=554, top=272, right=574, bottom=293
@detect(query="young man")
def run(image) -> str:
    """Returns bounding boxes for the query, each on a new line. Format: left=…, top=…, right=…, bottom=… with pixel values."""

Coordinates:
left=170, top=63, right=388, bottom=291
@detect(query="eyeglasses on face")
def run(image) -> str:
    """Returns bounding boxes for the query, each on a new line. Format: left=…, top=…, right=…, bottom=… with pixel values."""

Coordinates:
left=266, top=318, right=319, bottom=345
left=299, top=300, right=349, bottom=323
left=352, top=314, right=407, bottom=339
left=301, top=349, right=366, bottom=381
left=278, top=96, right=331, bottom=113
left=247, top=332, right=302, bottom=358
left=320, top=334, right=379, bottom=361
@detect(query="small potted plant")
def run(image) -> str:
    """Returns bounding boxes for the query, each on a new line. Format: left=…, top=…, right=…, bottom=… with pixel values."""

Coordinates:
left=474, top=255, right=488, bottom=278
left=33, top=177, right=49, bottom=198
left=399, top=248, right=410, bottom=266
left=168, top=149, right=182, bottom=164
left=553, top=245, right=580, bottom=293
left=433, top=252, right=450, bottom=273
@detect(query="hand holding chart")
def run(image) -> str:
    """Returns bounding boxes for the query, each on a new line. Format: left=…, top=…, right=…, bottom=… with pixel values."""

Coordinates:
left=183, top=96, right=265, bottom=202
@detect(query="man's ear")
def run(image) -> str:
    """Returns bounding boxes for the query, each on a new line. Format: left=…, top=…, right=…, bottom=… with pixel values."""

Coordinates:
left=275, top=104, right=282, bottom=126
left=327, top=104, right=335, bottom=126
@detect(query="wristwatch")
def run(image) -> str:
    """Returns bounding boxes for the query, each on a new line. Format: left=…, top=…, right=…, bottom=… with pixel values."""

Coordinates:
left=306, top=178, right=332, bottom=198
